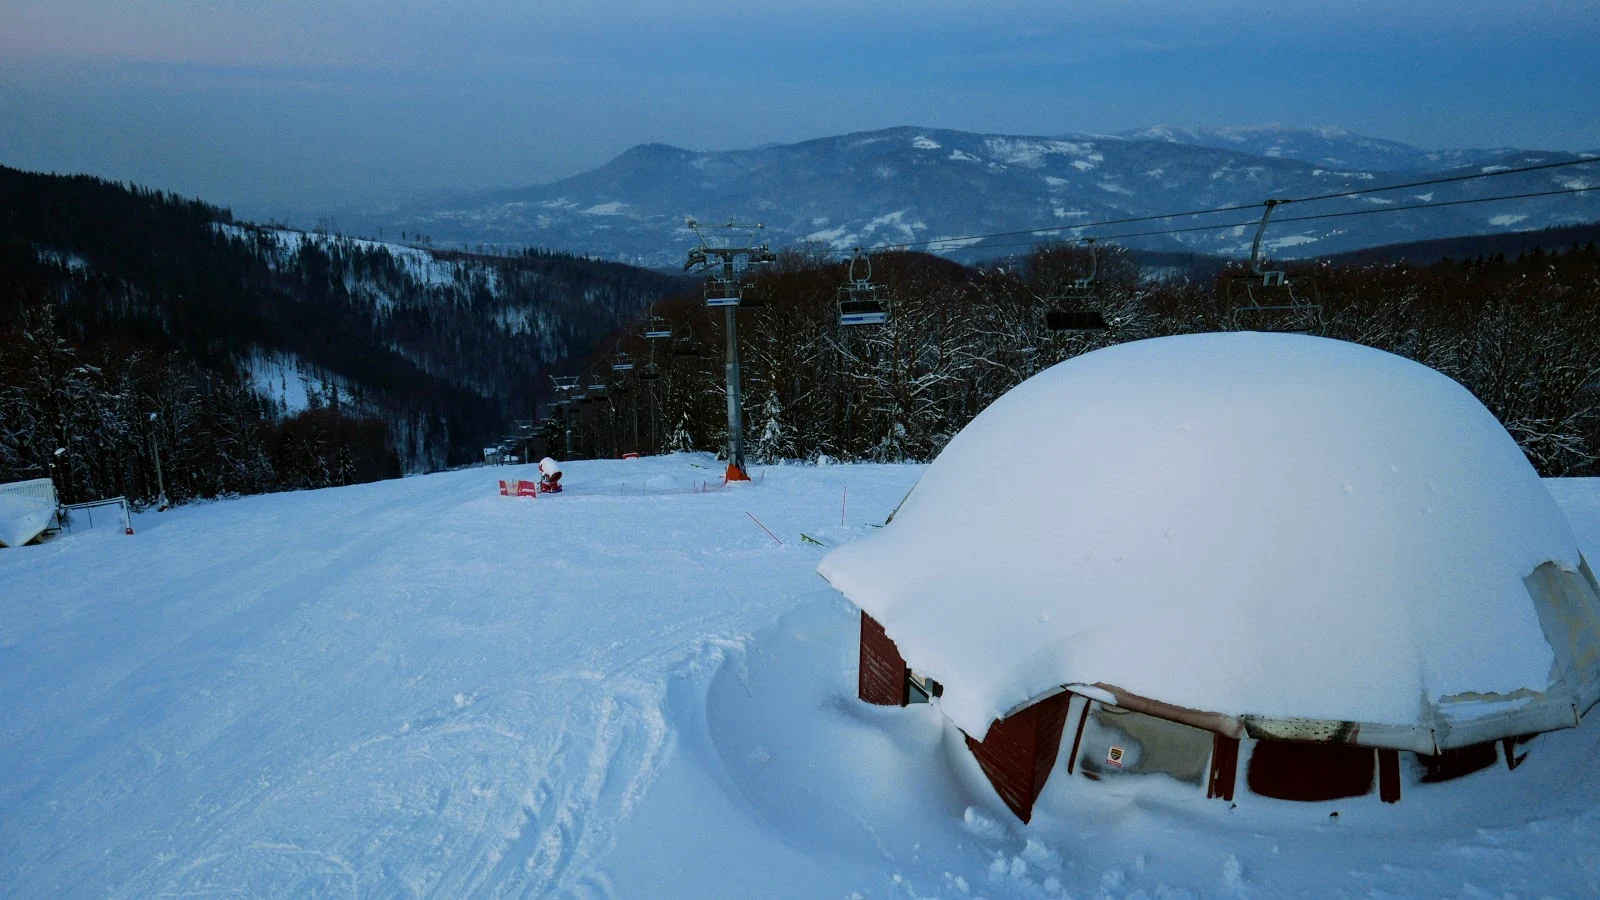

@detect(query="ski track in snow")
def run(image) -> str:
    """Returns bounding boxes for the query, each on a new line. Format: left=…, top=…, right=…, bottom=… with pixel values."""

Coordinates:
left=2, top=463, right=1599, bottom=898
left=0, top=456, right=921, bottom=898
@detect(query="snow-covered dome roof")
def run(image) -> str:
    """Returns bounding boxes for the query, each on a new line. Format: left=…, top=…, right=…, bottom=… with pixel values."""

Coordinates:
left=819, top=333, right=1597, bottom=749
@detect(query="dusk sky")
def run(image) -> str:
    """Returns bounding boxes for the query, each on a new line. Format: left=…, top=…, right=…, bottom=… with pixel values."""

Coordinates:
left=3, top=0, right=1597, bottom=212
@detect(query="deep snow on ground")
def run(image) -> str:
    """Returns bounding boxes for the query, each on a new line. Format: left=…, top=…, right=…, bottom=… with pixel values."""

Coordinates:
left=3, top=458, right=1600, bottom=899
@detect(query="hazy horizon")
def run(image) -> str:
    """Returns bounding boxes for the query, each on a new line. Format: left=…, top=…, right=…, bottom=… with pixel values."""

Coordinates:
left=4, top=0, right=1596, bottom=212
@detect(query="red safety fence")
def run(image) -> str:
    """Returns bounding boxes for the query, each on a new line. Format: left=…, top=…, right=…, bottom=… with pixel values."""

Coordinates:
left=497, top=471, right=763, bottom=499
left=498, top=480, right=541, bottom=498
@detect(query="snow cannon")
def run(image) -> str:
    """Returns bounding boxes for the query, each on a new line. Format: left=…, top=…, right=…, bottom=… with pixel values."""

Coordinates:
left=537, top=457, right=563, bottom=494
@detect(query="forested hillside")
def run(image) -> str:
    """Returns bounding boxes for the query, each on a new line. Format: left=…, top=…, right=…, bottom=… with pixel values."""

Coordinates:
left=580, top=241, right=1600, bottom=477
left=0, top=167, right=687, bottom=506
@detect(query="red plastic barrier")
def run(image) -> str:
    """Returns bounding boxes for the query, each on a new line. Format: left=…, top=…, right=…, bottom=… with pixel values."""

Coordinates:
left=499, top=479, right=541, bottom=498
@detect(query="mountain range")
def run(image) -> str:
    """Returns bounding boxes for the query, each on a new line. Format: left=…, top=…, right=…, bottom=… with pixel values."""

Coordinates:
left=326, top=125, right=1600, bottom=267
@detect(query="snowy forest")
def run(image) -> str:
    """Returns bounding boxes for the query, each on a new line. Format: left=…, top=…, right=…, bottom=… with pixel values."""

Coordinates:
left=0, top=167, right=686, bottom=506
left=577, top=241, right=1600, bottom=477
left=7, top=164, right=1598, bottom=514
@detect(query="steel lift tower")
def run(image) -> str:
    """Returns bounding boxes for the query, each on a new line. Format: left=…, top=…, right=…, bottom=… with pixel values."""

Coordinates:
left=684, top=217, right=775, bottom=481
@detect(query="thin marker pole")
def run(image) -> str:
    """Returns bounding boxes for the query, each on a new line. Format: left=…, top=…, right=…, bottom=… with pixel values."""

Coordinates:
left=746, top=512, right=783, bottom=544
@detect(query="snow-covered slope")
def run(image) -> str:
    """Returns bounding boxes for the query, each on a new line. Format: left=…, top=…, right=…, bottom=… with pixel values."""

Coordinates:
left=4, top=458, right=1600, bottom=897
left=352, top=125, right=1600, bottom=266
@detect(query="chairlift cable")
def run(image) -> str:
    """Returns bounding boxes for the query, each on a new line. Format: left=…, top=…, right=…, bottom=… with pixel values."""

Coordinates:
left=912, top=184, right=1599, bottom=256
left=829, top=157, right=1599, bottom=255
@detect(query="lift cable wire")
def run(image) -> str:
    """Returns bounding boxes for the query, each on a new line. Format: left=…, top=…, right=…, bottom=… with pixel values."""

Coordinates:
left=834, top=156, right=1599, bottom=255
left=590, top=178, right=1596, bottom=407
left=906, top=184, right=1600, bottom=256
left=604, top=179, right=1597, bottom=354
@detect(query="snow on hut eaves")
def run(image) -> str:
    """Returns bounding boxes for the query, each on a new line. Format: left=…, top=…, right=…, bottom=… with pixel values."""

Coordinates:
left=819, top=333, right=1597, bottom=751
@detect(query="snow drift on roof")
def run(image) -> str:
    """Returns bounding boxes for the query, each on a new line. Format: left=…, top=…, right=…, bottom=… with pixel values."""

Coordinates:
left=0, top=494, right=55, bottom=548
left=818, top=333, right=1586, bottom=741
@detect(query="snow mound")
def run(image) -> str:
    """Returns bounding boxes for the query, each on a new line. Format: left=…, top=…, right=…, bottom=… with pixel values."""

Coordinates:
left=819, top=333, right=1590, bottom=741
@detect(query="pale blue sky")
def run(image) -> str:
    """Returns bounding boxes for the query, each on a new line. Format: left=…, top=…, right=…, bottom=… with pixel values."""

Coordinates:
left=2, top=0, right=1596, bottom=210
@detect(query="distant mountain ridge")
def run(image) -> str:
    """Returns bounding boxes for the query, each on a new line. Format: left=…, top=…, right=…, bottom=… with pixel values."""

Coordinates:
left=1115, top=125, right=1522, bottom=172
left=337, top=124, right=1600, bottom=267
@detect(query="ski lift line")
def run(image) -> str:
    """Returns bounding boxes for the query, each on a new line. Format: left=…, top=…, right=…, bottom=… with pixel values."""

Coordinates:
left=901, top=184, right=1600, bottom=256
left=819, top=157, right=1600, bottom=256
left=1266, top=185, right=1600, bottom=227
left=1285, top=156, right=1600, bottom=208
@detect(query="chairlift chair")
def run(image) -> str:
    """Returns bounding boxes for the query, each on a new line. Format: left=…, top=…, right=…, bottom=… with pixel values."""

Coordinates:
left=1228, top=199, right=1325, bottom=333
left=612, top=352, right=635, bottom=372
left=1045, top=238, right=1110, bottom=332
left=672, top=325, right=702, bottom=357
left=704, top=277, right=744, bottom=308
left=837, top=249, right=888, bottom=326
left=644, top=316, right=672, bottom=340
left=638, top=361, right=662, bottom=380
left=1047, top=309, right=1110, bottom=331
left=736, top=282, right=767, bottom=309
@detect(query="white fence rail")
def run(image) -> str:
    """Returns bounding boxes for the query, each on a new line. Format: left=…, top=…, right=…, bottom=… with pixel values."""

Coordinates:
left=0, top=477, right=58, bottom=507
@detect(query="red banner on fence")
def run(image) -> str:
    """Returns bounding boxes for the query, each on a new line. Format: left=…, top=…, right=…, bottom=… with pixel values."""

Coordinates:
left=499, top=479, right=540, bottom=498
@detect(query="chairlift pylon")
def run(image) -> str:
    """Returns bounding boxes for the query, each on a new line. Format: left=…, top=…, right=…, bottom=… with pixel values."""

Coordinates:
left=1228, top=199, right=1325, bottom=333
left=1044, top=238, right=1110, bottom=332
left=837, top=248, right=888, bottom=326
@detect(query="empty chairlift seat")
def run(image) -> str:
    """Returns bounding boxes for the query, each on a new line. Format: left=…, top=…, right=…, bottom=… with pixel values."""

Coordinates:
left=837, top=249, right=888, bottom=326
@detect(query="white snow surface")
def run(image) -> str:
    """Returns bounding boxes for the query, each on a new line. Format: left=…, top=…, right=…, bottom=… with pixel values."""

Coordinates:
left=819, top=334, right=1583, bottom=739
left=7, top=453, right=1600, bottom=897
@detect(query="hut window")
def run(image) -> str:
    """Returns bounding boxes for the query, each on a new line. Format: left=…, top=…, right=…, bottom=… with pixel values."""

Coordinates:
left=1074, top=701, right=1212, bottom=787
left=1416, top=742, right=1499, bottom=783
left=1246, top=740, right=1374, bottom=801
left=907, top=671, right=942, bottom=704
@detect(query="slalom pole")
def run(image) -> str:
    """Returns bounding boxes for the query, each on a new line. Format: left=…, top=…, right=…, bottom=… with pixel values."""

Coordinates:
left=841, top=487, right=847, bottom=526
left=746, top=512, right=783, bottom=545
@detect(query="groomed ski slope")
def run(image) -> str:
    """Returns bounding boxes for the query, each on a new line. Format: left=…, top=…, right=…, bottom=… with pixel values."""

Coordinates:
left=3, top=456, right=1600, bottom=898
